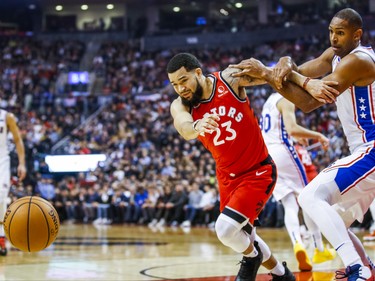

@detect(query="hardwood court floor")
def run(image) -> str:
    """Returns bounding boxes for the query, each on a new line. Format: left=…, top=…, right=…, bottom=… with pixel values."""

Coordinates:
left=0, top=223, right=373, bottom=280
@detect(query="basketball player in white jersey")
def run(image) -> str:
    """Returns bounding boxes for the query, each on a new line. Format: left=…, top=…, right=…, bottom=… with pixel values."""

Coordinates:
left=0, top=110, right=26, bottom=256
left=260, top=92, right=336, bottom=271
left=230, top=7, right=375, bottom=281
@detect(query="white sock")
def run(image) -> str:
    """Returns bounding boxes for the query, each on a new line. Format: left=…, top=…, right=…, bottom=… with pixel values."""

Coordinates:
left=244, top=245, right=258, bottom=257
left=336, top=241, right=362, bottom=267
left=270, top=261, right=285, bottom=276
left=282, top=194, right=303, bottom=246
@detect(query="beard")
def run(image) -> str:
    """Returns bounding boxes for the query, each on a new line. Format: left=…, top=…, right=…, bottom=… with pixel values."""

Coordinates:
left=181, top=78, right=204, bottom=107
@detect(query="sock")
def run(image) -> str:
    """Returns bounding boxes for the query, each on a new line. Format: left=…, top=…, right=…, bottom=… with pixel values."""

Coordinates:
left=244, top=245, right=258, bottom=257
left=311, top=232, right=324, bottom=252
left=270, top=261, right=285, bottom=276
left=336, top=241, right=362, bottom=267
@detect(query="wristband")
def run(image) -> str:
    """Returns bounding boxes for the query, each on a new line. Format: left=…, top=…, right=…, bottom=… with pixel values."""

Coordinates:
left=192, top=119, right=200, bottom=132
left=303, top=77, right=311, bottom=90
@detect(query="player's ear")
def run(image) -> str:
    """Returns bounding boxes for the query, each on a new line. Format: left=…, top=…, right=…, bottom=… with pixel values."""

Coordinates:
left=353, top=28, right=362, bottom=42
left=195, top=68, right=203, bottom=76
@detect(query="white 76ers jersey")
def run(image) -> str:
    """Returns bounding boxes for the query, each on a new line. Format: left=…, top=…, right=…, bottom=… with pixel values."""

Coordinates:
left=260, top=92, right=291, bottom=145
left=334, top=45, right=375, bottom=153
left=260, top=93, right=308, bottom=200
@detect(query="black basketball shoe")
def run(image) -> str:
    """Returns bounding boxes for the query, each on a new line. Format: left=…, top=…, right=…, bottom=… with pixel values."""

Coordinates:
left=271, top=262, right=296, bottom=281
left=235, top=241, right=263, bottom=281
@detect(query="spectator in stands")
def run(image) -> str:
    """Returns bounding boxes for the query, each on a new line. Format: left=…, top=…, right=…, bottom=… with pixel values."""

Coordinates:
left=82, top=186, right=99, bottom=223
left=195, top=185, right=217, bottom=226
left=141, top=184, right=160, bottom=225
left=132, top=185, right=148, bottom=224
left=148, top=185, right=172, bottom=227
left=93, top=182, right=113, bottom=225
left=157, top=183, right=188, bottom=227
left=35, top=176, right=55, bottom=202
left=112, top=185, right=131, bottom=223
left=181, top=182, right=203, bottom=228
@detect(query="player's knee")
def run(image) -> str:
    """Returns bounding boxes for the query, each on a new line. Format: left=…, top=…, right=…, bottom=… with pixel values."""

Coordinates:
left=215, top=216, right=239, bottom=246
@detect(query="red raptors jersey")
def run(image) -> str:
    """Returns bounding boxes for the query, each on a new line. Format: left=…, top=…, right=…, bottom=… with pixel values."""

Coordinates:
left=191, top=71, right=269, bottom=176
left=295, top=144, right=318, bottom=182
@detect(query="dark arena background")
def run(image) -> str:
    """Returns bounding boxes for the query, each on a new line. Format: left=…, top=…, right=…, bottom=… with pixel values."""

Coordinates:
left=0, top=0, right=373, bottom=280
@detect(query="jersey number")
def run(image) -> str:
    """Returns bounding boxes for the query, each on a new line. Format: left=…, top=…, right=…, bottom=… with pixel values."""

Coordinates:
left=213, top=121, right=236, bottom=146
left=259, top=114, right=271, bottom=132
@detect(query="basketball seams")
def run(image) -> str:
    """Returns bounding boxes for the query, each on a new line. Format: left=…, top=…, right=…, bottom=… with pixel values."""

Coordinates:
left=31, top=197, right=54, bottom=208
left=5, top=202, right=29, bottom=248
left=27, top=197, right=32, bottom=252
left=32, top=201, right=52, bottom=249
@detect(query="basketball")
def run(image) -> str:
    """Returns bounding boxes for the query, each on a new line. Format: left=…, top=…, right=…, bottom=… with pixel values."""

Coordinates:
left=3, top=196, right=60, bottom=252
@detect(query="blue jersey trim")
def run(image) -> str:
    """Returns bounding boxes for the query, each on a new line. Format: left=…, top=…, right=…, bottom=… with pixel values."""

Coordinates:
left=335, top=148, right=375, bottom=193
left=280, top=118, right=308, bottom=185
left=354, top=86, right=375, bottom=142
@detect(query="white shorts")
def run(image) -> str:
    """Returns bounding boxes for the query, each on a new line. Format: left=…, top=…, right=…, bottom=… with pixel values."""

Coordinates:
left=0, top=156, right=10, bottom=195
left=307, top=145, right=375, bottom=224
left=268, top=143, right=308, bottom=201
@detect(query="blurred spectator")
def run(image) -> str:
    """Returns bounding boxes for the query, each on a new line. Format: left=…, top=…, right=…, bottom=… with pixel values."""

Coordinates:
left=181, top=182, right=203, bottom=228
left=93, top=182, right=113, bottom=225
left=35, top=175, right=55, bottom=202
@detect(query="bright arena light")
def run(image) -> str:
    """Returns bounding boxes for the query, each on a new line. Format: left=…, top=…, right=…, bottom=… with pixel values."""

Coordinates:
left=235, top=2, right=243, bottom=8
left=107, top=4, right=114, bottom=10
left=220, top=9, right=229, bottom=16
left=55, top=5, right=63, bottom=11
left=81, top=5, right=88, bottom=10
left=173, top=6, right=181, bottom=12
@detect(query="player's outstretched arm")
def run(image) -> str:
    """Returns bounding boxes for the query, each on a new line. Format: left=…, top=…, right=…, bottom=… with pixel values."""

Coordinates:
left=230, top=58, right=326, bottom=112
left=170, top=98, right=220, bottom=140
left=278, top=98, right=330, bottom=150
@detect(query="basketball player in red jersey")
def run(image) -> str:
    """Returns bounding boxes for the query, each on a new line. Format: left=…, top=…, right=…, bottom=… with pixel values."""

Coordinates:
left=294, top=144, right=318, bottom=183
left=167, top=53, right=295, bottom=281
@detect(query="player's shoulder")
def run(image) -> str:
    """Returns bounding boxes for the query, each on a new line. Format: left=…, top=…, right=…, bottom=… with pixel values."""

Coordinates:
left=351, top=51, right=375, bottom=67
left=221, top=67, right=239, bottom=76
left=220, top=67, right=243, bottom=82
left=170, top=97, right=182, bottom=111
left=170, top=97, right=190, bottom=114
left=342, top=46, right=374, bottom=65
left=319, top=47, right=336, bottom=62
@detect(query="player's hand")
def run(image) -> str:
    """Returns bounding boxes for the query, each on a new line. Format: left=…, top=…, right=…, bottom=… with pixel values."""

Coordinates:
left=318, top=134, right=330, bottom=151
left=272, top=56, right=293, bottom=89
left=305, top=79, right=339, bottom=103
left=229, top=58, right=266, bottom=79
left=194, top=114, right=220, bottom=134
left=17, top=164, right=26, bottom=181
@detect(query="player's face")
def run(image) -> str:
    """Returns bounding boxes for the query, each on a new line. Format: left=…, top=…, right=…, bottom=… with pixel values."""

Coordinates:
left=168, top=67, right=204, bottom=107
left=329, top=17, right=360, bottom=58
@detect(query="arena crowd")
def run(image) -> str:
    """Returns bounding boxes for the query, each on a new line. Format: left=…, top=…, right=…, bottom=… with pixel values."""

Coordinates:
left=1, top=9, right=374, bottom=230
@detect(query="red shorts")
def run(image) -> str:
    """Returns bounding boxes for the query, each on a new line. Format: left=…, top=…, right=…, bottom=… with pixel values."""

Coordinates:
left=216, top=156, right=277, bottom=225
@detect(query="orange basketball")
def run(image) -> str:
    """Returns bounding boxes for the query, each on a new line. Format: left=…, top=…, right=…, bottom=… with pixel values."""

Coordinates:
left=3, top=196, right=60, bottom=252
